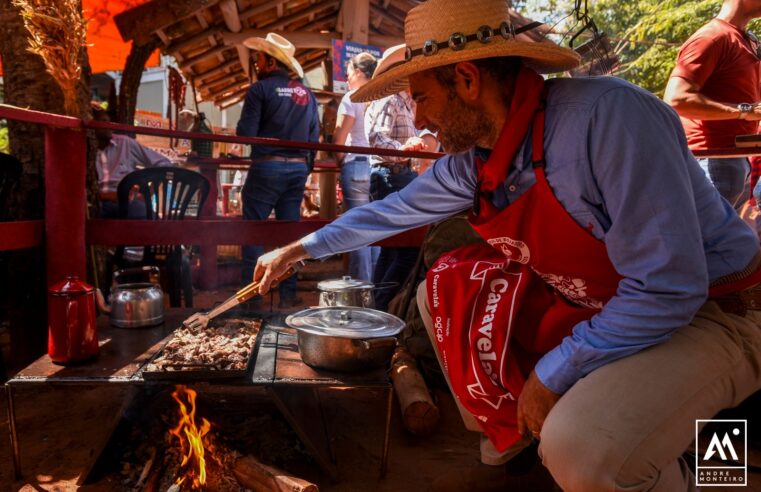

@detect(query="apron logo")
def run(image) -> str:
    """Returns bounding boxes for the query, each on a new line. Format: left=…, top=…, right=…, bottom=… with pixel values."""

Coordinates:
left=470, top=261, right=506, bottom=280
left=466, top=382, right=515, bottom=410
left=534, top=271, right=604, bottom=309
left=487, top=237, right=530, bottom=264
left=431, top=262, right=450, bottom=273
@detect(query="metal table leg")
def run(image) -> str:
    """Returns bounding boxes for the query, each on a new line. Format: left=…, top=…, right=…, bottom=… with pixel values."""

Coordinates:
left=6, top=382, right=21, bottom=479
left=268, top=385, right=339, bottom=480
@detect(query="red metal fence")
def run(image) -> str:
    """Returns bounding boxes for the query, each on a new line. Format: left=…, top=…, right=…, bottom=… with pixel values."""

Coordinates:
left=0, top=104, right=440, bottom=289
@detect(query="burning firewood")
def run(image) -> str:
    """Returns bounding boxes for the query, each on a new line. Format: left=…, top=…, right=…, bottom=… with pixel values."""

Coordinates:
left=233, top=455, right=318, bottom=492
left=135, top=446, right=157, bottom=489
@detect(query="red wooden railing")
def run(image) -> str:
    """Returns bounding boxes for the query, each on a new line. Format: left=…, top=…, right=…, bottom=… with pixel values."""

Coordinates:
left=0, top=104, right=437, bottom=289
left=9, top=101, right=756, bottom=289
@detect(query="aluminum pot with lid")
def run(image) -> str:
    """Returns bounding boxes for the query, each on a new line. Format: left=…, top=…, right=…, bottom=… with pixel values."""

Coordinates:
left=286, top=307, right=405, bottom=372
left=317, top=276, right=375, bottom=308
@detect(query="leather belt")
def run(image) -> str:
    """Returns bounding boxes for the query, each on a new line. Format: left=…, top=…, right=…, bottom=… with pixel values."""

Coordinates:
left=251, top=155, right=306, bottom=164
left=713, top=284, right=761, bottom=317
left=712, top=251, right=761, bottom=316
left=375, top=162, right=411, bottom=174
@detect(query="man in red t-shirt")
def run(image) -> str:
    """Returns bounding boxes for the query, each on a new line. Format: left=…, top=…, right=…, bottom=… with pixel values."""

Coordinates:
left=664, top=0, right=761, bottom=208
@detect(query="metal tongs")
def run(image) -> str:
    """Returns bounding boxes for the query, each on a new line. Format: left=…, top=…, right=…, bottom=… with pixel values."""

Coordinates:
left=183, top=261, right=305, bottom=329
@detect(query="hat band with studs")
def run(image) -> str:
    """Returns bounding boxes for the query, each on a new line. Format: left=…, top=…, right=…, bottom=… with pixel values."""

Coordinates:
left=404, top=21, right=544, bottom=61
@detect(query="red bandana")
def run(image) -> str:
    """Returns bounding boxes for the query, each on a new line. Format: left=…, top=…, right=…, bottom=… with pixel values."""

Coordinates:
left=474, top=67, right=545, bottom=219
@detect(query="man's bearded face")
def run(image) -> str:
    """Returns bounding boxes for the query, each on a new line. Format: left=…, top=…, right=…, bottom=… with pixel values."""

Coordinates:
left=436, top=87, right=495, bottom=153
left=409, top=69, right=495, bottom=153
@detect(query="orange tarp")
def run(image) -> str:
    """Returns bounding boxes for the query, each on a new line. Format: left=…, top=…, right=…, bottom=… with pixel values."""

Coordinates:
left=0, top=0, right=158, bottom=77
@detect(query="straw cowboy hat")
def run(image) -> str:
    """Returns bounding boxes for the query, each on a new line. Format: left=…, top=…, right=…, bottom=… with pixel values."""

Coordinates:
left=352, top=0, right=580, bottom=102
left=243, top=32, right=304, bottom=78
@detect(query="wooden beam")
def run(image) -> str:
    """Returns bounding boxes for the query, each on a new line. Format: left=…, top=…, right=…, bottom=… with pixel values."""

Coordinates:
left=219, top=0, right=242, bottom=32
left=300, top=11, right=338, bottom=30
left=214, top=87, right=249, bottom=106
left=155, top=28, right=171, bottom=45
left=115, top=0, right=221, bottom=45
left=218, top=0, right=250, bottom=75
left=239, top=0, right=285, bottom=22
left=266, top=0, right=340, bottom=31
left=301, top=57, right=327, bottom=74
left=195, top=11, right=210, bottom=29
left=194, top=58, right=241, bottom=82
left=220, top=97, right=245, bottom=110
left=178, top=44, right=230, bottom=70
left=202, top=72, right=244, bottom=92
left=342, top=0, right=369, bottom=43
left=167, top=25, right=224, bottom=54
left=203, top=75, right=247, bottom=95
left=369, top=3, right=405, bottom=28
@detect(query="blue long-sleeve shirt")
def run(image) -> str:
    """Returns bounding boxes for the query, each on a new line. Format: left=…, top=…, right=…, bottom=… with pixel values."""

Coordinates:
left=236, top=69, right=320, bottom=159
left=301, top=75, right=759, bottom=395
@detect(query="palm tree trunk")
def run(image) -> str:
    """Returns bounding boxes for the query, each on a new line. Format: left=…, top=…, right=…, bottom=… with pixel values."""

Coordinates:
left=0, top=0, right=95, bottom=369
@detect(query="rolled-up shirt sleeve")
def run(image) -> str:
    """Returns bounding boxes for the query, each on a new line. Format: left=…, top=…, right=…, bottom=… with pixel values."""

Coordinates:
left=534, top=87, right=710, bottom=394
left=301, top=153, right=477, bottom=258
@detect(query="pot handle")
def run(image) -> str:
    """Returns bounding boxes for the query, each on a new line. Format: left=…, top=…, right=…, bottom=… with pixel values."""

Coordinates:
left=95, top=288, right=111, bottom=314
left=354, top=337, right=397, bottom=350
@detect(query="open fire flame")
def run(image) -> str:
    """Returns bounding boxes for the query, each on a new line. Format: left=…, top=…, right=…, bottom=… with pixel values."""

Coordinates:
left=170, top=385, right=211, bottom=489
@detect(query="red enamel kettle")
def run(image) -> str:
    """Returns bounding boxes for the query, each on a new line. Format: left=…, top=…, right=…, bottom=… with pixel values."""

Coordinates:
left=48, top=276, right=99, bottom=364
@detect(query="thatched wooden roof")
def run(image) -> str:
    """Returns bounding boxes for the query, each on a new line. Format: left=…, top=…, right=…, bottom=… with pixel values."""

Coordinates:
left=115, top=0, right=417, bottom=108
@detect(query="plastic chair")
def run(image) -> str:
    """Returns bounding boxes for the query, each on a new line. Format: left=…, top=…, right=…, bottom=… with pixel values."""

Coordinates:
left=114, top=167, right=210, bottom=308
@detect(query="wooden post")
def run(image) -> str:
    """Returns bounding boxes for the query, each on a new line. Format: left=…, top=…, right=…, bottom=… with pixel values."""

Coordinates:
left=318, top=171, right=338, bottom=220
left=45, top=126, right=87, bottom=285
left=341, top=0, right=370, bottom=44
left=198, top=162, right=219, bottom=290
left=317, top=0, right=371, bottom=220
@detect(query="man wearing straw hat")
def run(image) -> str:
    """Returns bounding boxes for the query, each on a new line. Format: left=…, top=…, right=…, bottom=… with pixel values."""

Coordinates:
left=236, top=32, right=319, bottom=309
left=253, top=1, right=761, bottom=490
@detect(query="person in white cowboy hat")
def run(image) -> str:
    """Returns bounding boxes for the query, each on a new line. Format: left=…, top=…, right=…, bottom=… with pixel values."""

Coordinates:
left=252, top=1, right=761, bottom=490
left=236, top=32, right=319, bottom=309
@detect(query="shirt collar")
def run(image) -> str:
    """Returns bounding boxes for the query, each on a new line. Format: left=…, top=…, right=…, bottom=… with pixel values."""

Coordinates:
left=261, top=69, right=290, bottom=80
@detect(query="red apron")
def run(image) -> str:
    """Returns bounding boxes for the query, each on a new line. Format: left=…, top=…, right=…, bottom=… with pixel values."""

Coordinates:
left=427, top=100, right=761, bottom=452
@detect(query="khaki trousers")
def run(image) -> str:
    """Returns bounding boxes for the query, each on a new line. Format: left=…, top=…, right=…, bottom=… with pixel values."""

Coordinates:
left=417, top=282, right=761, bottom=492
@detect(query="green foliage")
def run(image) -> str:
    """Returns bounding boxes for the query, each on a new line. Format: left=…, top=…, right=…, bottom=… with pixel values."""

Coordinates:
left=525, top=0, right=760, bottom=95
left=0, top=126, right=8, bottom=154
left=591, top=0, right=719, bottom=94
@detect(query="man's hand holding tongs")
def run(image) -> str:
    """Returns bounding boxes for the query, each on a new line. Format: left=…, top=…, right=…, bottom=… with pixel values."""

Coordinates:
left=254, top=241, right=312, bottom=295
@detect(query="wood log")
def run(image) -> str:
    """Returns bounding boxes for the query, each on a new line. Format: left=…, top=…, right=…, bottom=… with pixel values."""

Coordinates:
left=391, top=347, right=440, bottom=436
left=233, top=455, right=319, bottom=492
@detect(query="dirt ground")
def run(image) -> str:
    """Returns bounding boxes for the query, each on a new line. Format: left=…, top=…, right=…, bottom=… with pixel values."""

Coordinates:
left=0, top=384, right=482, bottom=492
left=0, top=258, right=759, bottom=491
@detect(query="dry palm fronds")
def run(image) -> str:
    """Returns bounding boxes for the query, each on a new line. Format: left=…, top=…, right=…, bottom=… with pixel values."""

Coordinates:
left=11, top=0, right=88, bottom=117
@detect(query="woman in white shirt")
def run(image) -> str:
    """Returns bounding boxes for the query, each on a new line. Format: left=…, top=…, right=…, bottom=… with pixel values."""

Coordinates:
left=332, top=52, right=379, bottom=282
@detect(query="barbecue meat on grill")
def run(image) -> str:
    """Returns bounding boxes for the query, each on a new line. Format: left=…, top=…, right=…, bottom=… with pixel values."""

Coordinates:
left=147, top=319, right=261, bottom=371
